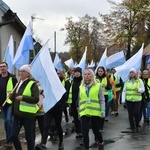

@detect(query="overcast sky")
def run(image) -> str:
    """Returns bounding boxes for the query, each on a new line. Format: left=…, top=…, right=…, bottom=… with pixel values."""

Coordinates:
left=4, top=0, right=122, bottom=53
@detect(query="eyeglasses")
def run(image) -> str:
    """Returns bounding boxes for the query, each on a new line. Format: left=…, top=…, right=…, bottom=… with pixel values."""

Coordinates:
left=0, top=66, right=7, bottom=68
left=57, top=72, right=61, bottom=74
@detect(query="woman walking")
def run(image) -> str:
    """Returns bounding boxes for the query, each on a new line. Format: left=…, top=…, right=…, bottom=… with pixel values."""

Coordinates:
left=122, top=68, right=145, bottom=132
left=78, top=68, right=105, bottom=150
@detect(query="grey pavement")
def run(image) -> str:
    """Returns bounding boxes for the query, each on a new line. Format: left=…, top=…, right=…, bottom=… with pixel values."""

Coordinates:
left=1, top=105, right=150, bottom=150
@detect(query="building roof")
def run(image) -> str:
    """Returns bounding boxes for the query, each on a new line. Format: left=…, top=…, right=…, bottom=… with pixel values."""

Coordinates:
left=0, top=0, right=26, bottom=33
left=0, top=0, right=9, bottom=13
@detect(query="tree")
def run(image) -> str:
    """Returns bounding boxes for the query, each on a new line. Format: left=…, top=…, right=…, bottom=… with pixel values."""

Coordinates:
left=99, top=0, right=150, bottom=59
left=61, top=15, right=103, bottom=63
left=145, top=18, right=150, bottom=45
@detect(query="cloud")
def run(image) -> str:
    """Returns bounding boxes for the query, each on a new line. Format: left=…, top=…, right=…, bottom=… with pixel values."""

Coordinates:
left=4, top=0, right=122, bottom=52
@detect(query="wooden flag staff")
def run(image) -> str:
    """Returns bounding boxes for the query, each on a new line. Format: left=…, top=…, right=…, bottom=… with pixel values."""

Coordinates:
left=2, top=79, right=20, bottom=106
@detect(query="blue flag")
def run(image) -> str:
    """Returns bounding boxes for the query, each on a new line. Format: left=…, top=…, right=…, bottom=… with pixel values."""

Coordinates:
left=53, top=53, right=64, bottom=71
left=77, top=46, right=87, bottom=74
left=64, top=58, right=74, bottom=68
left=95, top=48, right=107, bottom=73
left=115, top=43, right=144, bottom=82
left=13, top=22, right=34, bottom=69
left=106, top=51, right=126, bottom=69
left=3, top=35, right=14, bottom=73
left=30, top=41, right=66, bottom=113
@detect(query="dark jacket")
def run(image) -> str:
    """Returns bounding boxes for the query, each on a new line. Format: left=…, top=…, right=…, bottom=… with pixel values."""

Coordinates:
left=51, top=79, right=71, bottom=111
left=72, top=76, right=82, bottom=105
left=12, top=78, right=39, bottom=118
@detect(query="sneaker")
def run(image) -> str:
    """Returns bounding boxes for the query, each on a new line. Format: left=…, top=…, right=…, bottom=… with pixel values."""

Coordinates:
left=76, top=134, right=82, bottom=139
left=105, top=118, right=108, bottom=122
left=111, top=111, right=115, bottom=115
left=4, top=142, right=13, bottom=148
left=99, top=130, right=104, bottom=133
left=115, top=111, right=119, bottom=116
left=35, top=143, right=47, bottom=150
left=58, top=142, right=64, bottom=150
left=98, top=142, right=104, bottom=150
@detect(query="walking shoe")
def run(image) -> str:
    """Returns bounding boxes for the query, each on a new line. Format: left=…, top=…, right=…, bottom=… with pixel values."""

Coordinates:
left=35, top=143, right=47, bottom=150
left=58, top=142, right=64, bottom=150
left=99, top=129, right=104, bottom=133
left=115, top=111, right=119, bottom=116
left=76, top=134, right=82, bottom=139
left=98, top=142, right=104, bottom=150
left=105, top=118, right=108, bottom=122
left=111, top=111, right=115, bottom=115
left=4, top=142, right=13, bottom=148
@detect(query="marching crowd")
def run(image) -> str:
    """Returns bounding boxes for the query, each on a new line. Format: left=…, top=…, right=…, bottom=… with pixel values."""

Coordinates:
left=0, top=61, right=150, bottom=150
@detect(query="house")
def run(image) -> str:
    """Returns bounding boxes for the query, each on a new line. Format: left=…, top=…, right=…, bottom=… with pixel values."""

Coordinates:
left=0, top=0, right=26, bottom=61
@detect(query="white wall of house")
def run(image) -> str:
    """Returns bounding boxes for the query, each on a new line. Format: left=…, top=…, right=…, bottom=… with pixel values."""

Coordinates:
left=0, top=8, right=24, bottom=59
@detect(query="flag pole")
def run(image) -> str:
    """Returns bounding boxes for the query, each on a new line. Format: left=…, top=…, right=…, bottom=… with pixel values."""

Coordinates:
left=2, top=79, right=21, bottom=106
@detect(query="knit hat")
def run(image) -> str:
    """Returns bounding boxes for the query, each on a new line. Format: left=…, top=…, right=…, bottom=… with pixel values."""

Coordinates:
left=143, top=70, right=149, bottom=75
left=20, top=64, right=31, bottom=74
left=74, top=67, right=82, bottom=74
left=129, top=68, right=137, bottom=74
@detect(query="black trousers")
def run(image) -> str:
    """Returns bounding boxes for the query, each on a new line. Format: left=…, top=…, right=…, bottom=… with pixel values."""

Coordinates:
left=81, top=116, right=103, bottom=149
left=126, top=100, right=141, bottom=129
left=71, top=104, right=82, bottom=134
left=35, top=115, right=44, bottom=141
left=42, top=109, right=63, bottom=144
left=12, top=116, right=35, bottom=150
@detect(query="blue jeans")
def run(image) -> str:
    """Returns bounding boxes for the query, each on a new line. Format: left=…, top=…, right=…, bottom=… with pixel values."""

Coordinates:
left=0, top=105, right=12, bottom=143
left=146, top=102, right=150, bottom=119
left=12, top=116, right=35, bottom=150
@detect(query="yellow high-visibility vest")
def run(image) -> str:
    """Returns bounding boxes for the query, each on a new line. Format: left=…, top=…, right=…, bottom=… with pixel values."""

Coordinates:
left=19, top=81, right=39, bottom=114
left=79, top=83, right=102, bottom=117
left=126, top=79, right=142, bottom=101
left=110, top=74, right=121, bottom=92
left=97, top=77, right=108, bottom=95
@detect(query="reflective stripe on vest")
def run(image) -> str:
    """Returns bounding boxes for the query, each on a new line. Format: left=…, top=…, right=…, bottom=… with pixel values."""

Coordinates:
left=79, top=83, right=101, bottom=117
left=6, top=77, right=13, bottom=104
left=126, top=79, right=141, bottom=101
left=19, top=81, right=39, bottom=114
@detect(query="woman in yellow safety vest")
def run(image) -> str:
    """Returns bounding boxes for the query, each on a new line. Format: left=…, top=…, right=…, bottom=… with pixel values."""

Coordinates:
left=95, top=66, right=112, bottom=129
left=79, top=68, right=105, bottom=150
left=9, top=64, right=39, bottom=150
left=122, top=68, right=145, bottom=133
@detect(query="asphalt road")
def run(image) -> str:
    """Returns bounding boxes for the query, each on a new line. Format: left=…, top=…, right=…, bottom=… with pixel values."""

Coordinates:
left=1, top=105, right=150, bottom=150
